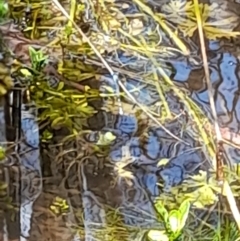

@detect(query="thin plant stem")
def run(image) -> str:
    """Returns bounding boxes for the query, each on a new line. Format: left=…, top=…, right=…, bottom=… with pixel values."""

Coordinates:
left=51, top=0, right=186, bottom=144
left=193, top=0, right=240, bottom=232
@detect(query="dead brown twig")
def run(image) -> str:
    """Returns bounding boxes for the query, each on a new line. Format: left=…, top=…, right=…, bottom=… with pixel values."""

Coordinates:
left=193, top=0, right=240, bottom=232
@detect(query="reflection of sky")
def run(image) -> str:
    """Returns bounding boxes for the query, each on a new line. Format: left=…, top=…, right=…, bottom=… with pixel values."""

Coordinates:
left=202, top=53, right=238, bottom=127
left=172, top=40, right=240, bottom=119
left=208, top=40, right=221, bottom=51
left=218, top=53, right=238, bottom=110
left=171, top=46, right=240, bottom=129
left=172, top=60, right=192, bottom=82
left=172, top=43, right=240, bottom=166
left=0, top=105, right=42, bottom=240
left=20, top=110, right=41, bottom=240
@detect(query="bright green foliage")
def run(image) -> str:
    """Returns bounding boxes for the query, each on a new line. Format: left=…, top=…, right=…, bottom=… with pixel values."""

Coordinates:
left=0, top=1, right=8, bottom=21
left=29, top=46, right=48, bottom=71
left=50, top=196, right=70, bottom=216
left=96, top=131, right=116, bottom=146
left=148, top=200, right=190, bottom=241
left=0, top=146, right=5, bottom=161
left=25, top=47, right=97, bottom=140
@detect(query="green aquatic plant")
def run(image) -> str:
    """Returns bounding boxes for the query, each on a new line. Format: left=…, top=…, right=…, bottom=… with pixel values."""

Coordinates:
left=154, top=167, right=240, bottom=240
left=160, top=0, right=240, bottom=40
left=0, top=180, right=16, bottom=216
left=95, top=131, right=116, bottom=146
left=0, top=1, right=8, bottom=21
left=157, top=169, right=240, bottom=210
left=29, top=46, right=48, bottom=72
left=148, top=200, right=190, bottom=241
left=50, top=196, right=70, bottom=216
left=0, top=146, right=6, bottom=161
left=18, top=46, right=98, bottom=139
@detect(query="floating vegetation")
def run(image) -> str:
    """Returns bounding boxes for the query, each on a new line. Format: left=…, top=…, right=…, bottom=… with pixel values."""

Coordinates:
left=1, top=0, right=240, bottom=240
left=161, top=1, right=240, bottom=39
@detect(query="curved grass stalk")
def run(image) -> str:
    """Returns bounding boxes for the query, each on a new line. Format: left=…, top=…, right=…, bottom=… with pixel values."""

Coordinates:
left=132, top=0, right=190, bottom=56
left=31, top=8, right=40, bottom=39
left=118, top=27, right=215, bottom=155
left=67, top=0, right=76, bottom=29
left=193, top=0, right=221, bottom=143
left=156, top=65, right=215, bottom=158
left=152, top=60, right=171, bottom=119
left=193, top=0, right=240, bottom=232
left=137, top=34, right=171, bottom=119
left=51, top=0, right=186, bottom=144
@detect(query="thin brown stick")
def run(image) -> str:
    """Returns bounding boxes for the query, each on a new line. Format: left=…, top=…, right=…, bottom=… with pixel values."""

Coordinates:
left=51, top=0, right=187, bottom=144
left=193, top=0, right=240, bottom=231
left=193, top=0, right=221, bottom=143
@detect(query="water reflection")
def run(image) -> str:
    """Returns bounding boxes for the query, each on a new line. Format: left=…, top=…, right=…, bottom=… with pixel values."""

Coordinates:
left=1, top=3, right=240, bottom=241
left=1, top=48, right=240, bottom=241
left=0, top=102, right=41, bottom=241
left=192, top=47, right=240, bottom=163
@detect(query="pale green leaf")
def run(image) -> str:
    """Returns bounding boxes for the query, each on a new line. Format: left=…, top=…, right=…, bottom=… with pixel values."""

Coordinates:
left=179, top=199, right=190, bottom=230
left=157, top=158, right=170, bottom=167
left=155, top=201, right=169, bottom=223
left=148, top=230, right=169, bottom=241
left=20, top=68, right=32, bottom=77
left=96, top=131, right=116, bottom=146
left=168, top=210, right=180, bottom=233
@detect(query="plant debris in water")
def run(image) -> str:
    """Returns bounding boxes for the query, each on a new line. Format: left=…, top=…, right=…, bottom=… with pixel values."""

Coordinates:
left=0, top=0, right=240, bottom=240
